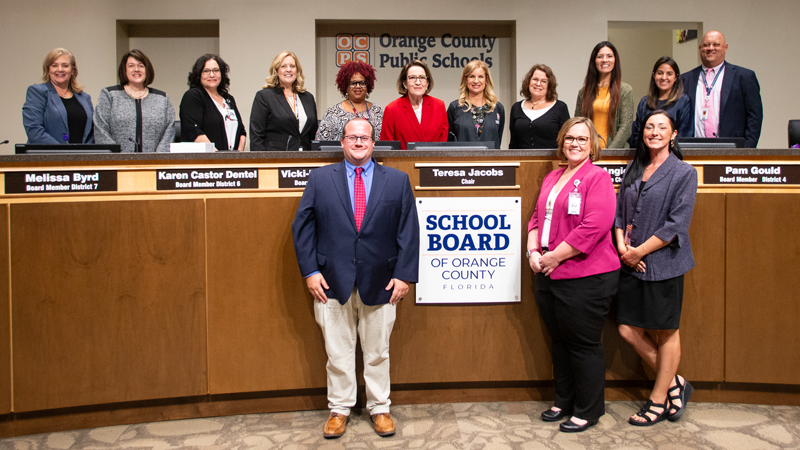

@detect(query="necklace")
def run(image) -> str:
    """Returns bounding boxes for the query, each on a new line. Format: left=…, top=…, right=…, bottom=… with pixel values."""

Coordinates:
left=347, top=99, right=371, bottom=121
left=125, top=85, right=148, bottom=99
left=528, top=99, right=545, bottom=109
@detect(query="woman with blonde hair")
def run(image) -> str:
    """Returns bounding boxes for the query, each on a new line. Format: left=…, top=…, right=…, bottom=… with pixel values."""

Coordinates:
left=446, top=60, right=504, bottom=149
left=250, top=51, right=318, bottom=151
left=23, top=48, right=94, bottom=144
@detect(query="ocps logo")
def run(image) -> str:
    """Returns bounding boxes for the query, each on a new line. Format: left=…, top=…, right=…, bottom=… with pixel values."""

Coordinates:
left=336, top=34, right=370, bottom=66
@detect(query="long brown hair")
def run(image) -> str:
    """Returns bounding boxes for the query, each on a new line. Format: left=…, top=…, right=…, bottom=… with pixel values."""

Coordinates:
left=646, top=56, right=684, bottom=110
left=580, top=41, right=621, bottom=139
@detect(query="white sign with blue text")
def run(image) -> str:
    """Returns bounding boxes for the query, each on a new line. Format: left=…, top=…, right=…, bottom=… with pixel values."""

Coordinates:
left=416, top=197, right=521, bottom=304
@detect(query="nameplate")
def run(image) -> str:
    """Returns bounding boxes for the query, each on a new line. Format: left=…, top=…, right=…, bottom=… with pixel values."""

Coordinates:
left=594, top=163, right=628, bottom=185
left=703, top=164, right=800, bottom=186
left=278, top=167, right=316, bottom=189
left=156, top=168, right=258, bottom=190
left=418, top=165, right=517, bottom=188
left=5, top=170, right=118, bottom=194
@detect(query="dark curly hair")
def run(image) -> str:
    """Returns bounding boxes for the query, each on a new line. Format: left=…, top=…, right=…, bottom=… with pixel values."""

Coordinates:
left=335, top=61, right=377, bottom=97
left=187, top=54, right=231, bottom=95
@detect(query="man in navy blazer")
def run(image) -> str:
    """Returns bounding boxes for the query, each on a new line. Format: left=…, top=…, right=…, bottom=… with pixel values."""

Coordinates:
left=681, top=30, right=763, bottom=148
left=292, top=118, right=419, bottom=439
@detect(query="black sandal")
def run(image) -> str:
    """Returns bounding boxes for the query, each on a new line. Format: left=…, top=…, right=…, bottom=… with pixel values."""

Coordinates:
left=628, top=399, right=669, bottom=426
left=668, top=375, right=694, bottom=422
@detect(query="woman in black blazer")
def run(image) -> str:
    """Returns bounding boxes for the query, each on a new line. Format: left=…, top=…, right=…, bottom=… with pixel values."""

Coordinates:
left=179, top=54, right=246, bottom=151
left=250, top=51, right=318, bottom=151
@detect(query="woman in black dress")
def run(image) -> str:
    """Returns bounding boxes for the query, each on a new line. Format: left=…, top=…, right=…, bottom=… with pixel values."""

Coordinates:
left=508, top=64, right=569, bottom=149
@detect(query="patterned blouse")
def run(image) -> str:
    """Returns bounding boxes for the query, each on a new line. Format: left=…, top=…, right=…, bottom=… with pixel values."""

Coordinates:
left=315, top=102, right=383, bottom=141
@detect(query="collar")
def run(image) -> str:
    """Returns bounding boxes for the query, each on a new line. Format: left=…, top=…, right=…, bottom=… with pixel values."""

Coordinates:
left=344, top=158, right=374, bottom=175
left=702, top=60, right=725, bottom=73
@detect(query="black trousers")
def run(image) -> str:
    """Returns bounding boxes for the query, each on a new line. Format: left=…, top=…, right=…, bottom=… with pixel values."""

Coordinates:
left=535, top=270, right=618, bottom=421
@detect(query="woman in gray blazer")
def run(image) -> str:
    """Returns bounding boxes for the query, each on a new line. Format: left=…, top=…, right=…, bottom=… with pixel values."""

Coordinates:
left=94, top=49, right=175, bottom=152
left=23, top=48, right=94, bottom=144
left=614, top=110, right=697, bottom=427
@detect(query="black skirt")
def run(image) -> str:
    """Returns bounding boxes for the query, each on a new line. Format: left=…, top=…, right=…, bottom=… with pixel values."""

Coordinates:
left=615, top=270, right=684, bottom=330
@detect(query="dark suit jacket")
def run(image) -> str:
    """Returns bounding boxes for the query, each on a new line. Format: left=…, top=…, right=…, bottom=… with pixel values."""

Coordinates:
left=379, top=95, right=448, bottom=149
left=681, top=63, right=763, bottom=148
left=292, top=159, right=420, bottom=306
left=179, top=87, right=246, bottom=151
left=615, top=152, right=697, bottom=281
left=22, top=82, right=94, bottom=144
left=249, top=87, right=318, bottom=151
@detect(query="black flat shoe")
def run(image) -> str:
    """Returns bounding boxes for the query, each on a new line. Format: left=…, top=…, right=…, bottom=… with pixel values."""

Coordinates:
left=668, top=375, right=694, bottom=422
left=559, top=418, right=598, bottom=433
left=541, top=407, right=571, bottom=422
left=629, top=399, right=669, bottom=426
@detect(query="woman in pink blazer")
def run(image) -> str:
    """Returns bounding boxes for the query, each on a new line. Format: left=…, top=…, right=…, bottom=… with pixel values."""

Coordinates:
left=526, top=117, right=620, bottom=433
left=379, top=60, right=448, bottom=149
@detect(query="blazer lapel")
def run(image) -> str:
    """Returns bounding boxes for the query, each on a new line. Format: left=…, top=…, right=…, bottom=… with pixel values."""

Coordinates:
left=331, top=161, right=357, bottom=232
left=360, top=160, right=386, bottom=231
left=47, top=83, right=69, bottom=131
left=719, top=64, right=735, bottom=118
left=299, top=92, right=315, bottom=135
left=276, top=88, right=300, bottom=134
left=643, top=153, right=678, bottom=190
left=401, top=96, right=424, bottom=141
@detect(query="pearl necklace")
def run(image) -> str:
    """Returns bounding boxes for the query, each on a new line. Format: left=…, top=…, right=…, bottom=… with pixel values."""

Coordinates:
left=125, top=85, right=148, bottom=99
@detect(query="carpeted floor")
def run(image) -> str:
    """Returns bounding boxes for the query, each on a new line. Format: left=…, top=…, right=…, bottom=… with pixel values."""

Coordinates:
left=2, top=400, right=799, bottom=449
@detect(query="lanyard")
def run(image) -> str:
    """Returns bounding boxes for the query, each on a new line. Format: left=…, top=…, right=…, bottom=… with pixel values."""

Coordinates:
left=700, top=62, right=724, bottom=98
left=285, top=92, right=299, bottom=119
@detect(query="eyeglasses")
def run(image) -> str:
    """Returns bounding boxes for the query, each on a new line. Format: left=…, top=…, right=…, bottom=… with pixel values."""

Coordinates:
left=349, top=81, right=367, bottom=88
left=406, top=75, right=427, bottom=83
left=343, top=135, right=373, bottom=143
left=564, top=136, right=589, bottom=145
left=530, top=78, right=548, bottom=86
left=202, top=68, right=221, bottom=75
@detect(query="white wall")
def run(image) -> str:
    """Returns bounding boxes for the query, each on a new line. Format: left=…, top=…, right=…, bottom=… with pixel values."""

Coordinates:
left=1, top=0, right=796, bottom=151
left=128, top=37, right=220, bottom=120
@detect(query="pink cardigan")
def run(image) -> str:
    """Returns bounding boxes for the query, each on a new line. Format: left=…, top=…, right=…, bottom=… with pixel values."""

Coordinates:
left=528, top=161, right=620, bottom=280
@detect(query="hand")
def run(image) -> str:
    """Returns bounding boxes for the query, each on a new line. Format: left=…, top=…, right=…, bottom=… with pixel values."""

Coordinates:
left=306, top=273, right=329, bottom=303
left=385, top=278, right=408, bottom=305
left=528, top=251, right=543, bottom=273
left=616, top=243, right=628, bottom=257
left=620, top=244, right=645, bottom=272
left=539, top=252, right=561, bottom=277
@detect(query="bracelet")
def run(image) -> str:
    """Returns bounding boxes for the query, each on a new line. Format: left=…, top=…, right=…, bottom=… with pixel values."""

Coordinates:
left=642, top=242, right=648, bottom=253
left=526, top=249, right=540, bottom=258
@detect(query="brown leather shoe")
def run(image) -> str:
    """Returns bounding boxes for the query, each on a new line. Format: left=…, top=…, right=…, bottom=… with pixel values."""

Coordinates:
left=323, top=412, right=348, bottom=438
left=371, top=413, right=396, bottom=437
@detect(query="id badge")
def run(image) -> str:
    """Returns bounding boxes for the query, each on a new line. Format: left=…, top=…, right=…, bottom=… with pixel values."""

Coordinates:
left=700, top=107, right=709, bottom=121
left=225, top=108, right=236, bottom=121
left=624, top=224, right=633, bottom=246
left=568, top=192, right=581, bottom=215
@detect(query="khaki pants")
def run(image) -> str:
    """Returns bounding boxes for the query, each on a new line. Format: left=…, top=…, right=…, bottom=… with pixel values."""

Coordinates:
left=314, top=287, right=396, bottom=416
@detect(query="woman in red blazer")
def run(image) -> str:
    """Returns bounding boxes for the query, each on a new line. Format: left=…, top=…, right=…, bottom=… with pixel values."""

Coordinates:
left=380, top=60, right=448, bottom=149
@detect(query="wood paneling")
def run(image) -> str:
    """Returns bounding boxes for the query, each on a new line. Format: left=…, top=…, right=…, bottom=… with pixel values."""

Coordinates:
left=605, top=193, right=727, bottom=382
left=205, top=197, right=328, bottom=394
left=391, top=161, right=556, bottom=383
left=10, top=200, right=207, bottom=412
left=726, top=194, right=800, bottom=384
left=0, top=205, right=10, bottom=414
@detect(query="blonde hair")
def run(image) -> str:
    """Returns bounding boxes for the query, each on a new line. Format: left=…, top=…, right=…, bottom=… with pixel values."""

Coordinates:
left=262, top=51, right=306, bottom=92
left=556, top=117, right=602, bottom=162
left=42, top=48, right=83, bottom=94
left=457, top=60, right=497, bottom=112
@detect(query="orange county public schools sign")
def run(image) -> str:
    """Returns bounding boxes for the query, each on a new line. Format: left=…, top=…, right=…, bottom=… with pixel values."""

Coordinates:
left=336, top=33, right=497, bottom=68
left=416, top=197, right=521, bottom=304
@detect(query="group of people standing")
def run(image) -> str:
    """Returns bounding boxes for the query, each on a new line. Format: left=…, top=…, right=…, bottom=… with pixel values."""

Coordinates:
left=22, top=31, right=763, bottom=152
